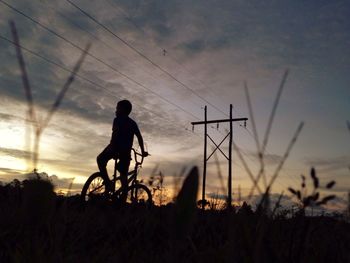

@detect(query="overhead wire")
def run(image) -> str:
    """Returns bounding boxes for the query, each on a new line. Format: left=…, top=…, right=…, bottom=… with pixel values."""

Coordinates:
left=65, top=0, right=229, bottom=117
left=103, top=0, right=230, bottom=116
left=3, top=0, right=300, bottom=194
left=101, top=0, right=302, bottom=193
left=42, top=1, right=227, bottom=137
left=187, top=109, right=294, bottom=195
left=51, top=0, right=252, bottom=138
left=0, top=33, right=202, bottom=144
left=0, top=0, right=202, bottom=122
left=33, top=0, right=230, bottom=138
left=240, top=125, right=300, bottom=185
left=213, top=126, right=294, bottom=192
left=211, top=120, right=299, bottom=192
left=0, top=0, right=226, bottom=148
left=41, top=2, right=178, bottom=93
left=66, top=0, right=298, bottom=180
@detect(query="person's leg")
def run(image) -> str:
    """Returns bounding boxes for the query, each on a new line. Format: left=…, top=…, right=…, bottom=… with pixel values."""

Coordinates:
left=118, top=153, right=131, bottom=203
left=96, top=145, right=115, bottom=192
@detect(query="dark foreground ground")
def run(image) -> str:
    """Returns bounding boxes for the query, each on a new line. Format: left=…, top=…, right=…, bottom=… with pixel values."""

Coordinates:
left=0, top=179, right=349, bottom=263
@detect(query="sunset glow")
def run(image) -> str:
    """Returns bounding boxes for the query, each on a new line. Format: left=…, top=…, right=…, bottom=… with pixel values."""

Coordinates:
left=0, top=0, right=349, bottom=210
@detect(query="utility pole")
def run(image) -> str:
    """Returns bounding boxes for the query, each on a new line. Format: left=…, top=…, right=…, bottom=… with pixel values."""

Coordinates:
left=191, top=104, right=248, bottom=209
left=228, top=104, right=233, bottom=206
left=203, top=106, right=207, bottom=209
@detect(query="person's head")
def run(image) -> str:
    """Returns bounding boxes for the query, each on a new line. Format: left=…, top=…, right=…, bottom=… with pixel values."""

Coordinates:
left=116, top=100, right=132, bottom=116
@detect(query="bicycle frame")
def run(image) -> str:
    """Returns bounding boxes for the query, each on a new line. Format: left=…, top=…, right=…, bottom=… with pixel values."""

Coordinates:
left=81, top=147, right=151, bottom=204
left=111, top=148, right=144, bottom=189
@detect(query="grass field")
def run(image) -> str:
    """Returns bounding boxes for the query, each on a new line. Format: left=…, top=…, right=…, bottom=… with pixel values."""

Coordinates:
left=0, top=169, right=349, bottom=263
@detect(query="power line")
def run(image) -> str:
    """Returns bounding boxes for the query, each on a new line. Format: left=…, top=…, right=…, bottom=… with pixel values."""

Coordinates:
left=209, top=113, right=301, bottom=191
left=234, top=141, right=297, bottom=191
left=43, top=2, right=227, bottom=134
left=215, top=123, right=299, bottom=190
left=192, top=112, right=297, bottom=192
left=220, top=86, right=301, bottom=187
left=191, top=113, right=293, bottom=194
left=54, top=8, right=223, bottom=137
left=0, top=33, right=201, bottom=141
left=42, top=2, right=172, bottom=91
left=52, top=0, right=250, bottom=136
left=103, top=0, right=229, bottom=115
left=65, top=0, right=228, bottom=117
left=0, top=0, right=201, bottom=121
left=64, top=0, right=285, bottom=172
left=238, top=125, right=300, bottom=186
left=2, top=0, right=228, bottom=139
left=105, top=0, right=275, bottom=163
left=1, top=2, right=284, bottom=198
left=3, top=0, right=298, bottom=194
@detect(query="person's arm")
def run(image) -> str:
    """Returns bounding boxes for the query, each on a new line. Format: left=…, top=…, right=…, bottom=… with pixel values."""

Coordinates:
left=135, top=125, right=148, bottom=157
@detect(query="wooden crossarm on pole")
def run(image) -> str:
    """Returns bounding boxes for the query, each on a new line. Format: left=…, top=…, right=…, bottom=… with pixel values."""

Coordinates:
left=191, top=118, right=248, bottom=126
left=191, top=104, right=248, bottom=209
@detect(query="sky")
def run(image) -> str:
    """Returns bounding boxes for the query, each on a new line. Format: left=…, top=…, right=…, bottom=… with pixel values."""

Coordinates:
left=0, top=0, right=349, bottom=209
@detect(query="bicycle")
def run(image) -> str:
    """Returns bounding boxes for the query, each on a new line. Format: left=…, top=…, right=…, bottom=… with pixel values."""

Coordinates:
left=81, top=148, right=152, bottom=206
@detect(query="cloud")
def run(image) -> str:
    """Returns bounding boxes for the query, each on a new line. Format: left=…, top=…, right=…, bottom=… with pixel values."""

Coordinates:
left=304, top=156, right=350, bottom=173
left=0, top=147, right=32, bottom=159
left=245, top=192, right=348, bottom=215
left=0, top=112, right=23, bottom=122
left=248, top=192, right=295, bottom=208
left=0, top=167, right=26, bottom=179
left=0, top=168, right=83, bottom=193
left=242, top=151, right=284, bottom=166
left=48, top=174, right=83, bottom=192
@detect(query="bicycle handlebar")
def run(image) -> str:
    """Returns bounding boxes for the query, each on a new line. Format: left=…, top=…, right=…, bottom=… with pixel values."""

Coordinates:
left=131, top=148, right=149, bottom=165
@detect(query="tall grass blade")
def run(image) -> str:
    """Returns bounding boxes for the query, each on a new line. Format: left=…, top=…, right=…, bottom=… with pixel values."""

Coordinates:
left=10, top=21, right=36, bottom=170
left=41, top=43, right=91, bottom=129
left=22, top=177, right=55, bottom=227
left=9, top=18, right=90, bottom=169
left=9, top=20, right=36, bottom=125
left=261, top=69, right=289, bottom=154
left=233, top=142, right=263, bottom=196
left=244, top=81, right=266, bottom=187
left=67, top=177, right=75, bottom=196
left=174, top=166, right=199, bottom=240
left=271, top=191, right=284, bottom=217
left=247, top=70, right=289, bottom=197
left=266, top=121, right=304, bottom=189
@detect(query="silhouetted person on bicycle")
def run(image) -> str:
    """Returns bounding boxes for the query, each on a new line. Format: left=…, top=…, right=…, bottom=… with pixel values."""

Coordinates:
left=97, top=100, right=148, bottom=202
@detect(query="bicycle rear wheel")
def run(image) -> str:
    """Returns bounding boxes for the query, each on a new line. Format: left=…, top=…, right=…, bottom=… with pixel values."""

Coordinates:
left=81, top=172, right=106, bottom=202
left=126, top=184, right=152, bottom=207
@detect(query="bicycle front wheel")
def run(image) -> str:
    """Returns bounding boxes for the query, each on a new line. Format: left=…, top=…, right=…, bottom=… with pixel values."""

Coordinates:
left=126, top=184, right=152, bottom=207
left=81, top=172, right=106, bottom=202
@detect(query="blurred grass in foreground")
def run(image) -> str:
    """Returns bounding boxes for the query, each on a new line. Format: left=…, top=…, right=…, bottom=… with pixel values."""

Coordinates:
left=0, top=168, right=349, bottom=263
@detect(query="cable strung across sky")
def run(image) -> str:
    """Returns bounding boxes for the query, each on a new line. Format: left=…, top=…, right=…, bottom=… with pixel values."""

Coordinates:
left=0, top=0, right=303, bottom=191
left=65, top=0, right=229, bottom=117
left=0, top=0, right=202, bottom=121
left=0, top=34, right=204, bottom=140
